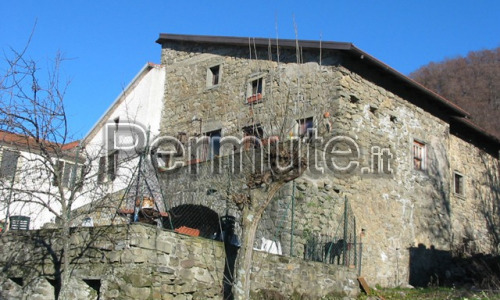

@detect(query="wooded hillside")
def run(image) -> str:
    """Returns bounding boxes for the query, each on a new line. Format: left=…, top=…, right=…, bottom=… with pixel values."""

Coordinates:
left=410, top=47, right=500, bottom=139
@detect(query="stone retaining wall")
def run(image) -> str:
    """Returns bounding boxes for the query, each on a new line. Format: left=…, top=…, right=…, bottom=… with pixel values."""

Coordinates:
left=0, top=224, right=359, bottom=299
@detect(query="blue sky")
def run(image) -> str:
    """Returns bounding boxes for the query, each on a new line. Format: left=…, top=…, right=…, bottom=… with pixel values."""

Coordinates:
left=1, top=1, right=499, bottom=139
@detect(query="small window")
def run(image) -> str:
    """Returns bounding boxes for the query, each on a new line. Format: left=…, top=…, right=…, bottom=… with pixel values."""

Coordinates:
left=53, top=160, right=82, bottom=188
left=53, top=160, right=65, bottom=186
left=454, top=172, right=464, bottom=196
left=207, top=65, right=221, bottom=87
left=97, top=152, right=118, bottom=183
left=206, top=129, right=221, bottom=159
left=82, top=217, right=94, bottom=227
left=97, top=156, right=106, bottom=183
left=295, top=117, right=314, bottom=140
left=243, top=124, right=264, bottom=149
left=247, top=77, right=264, bottom=104
left=413, top=140, right=426, bottom=170
left=196, top=129, right=222, bottom=161
left=107, top=151, right=118, bottom=181
left=62, top=162, right=77, bottom=188
left=0, top=149, right=19, bottom=179
left=157, top=152, right=171, bottom=168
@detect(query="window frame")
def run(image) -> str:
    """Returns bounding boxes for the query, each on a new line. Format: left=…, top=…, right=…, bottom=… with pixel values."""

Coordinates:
left=206, top=64, right=222, bottom=88
left=242, top=124, right=264, bottom=149
left=97, top=151, right=119, bottom=184
left=97, top=156, right=106, bottom=183
left=453, top=171, right=465, bottom=197
left=412, top=140, right=427, bottom=171
left=0, top=149, right=20, bottom=180
left=53, top=159, right=83, bottom=189
left=295, top=116, right=315, bottom=140
left=156, top=152, right=171, bottom=169
left=107, top=150, right=119, bottom=182
left=246, top=77, right=265, bottom=104
left=197, top=129, right=222, bottom=161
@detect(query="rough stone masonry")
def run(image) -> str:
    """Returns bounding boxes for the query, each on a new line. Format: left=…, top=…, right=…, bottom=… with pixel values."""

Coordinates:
left=156, top=34, right=500, bottom=287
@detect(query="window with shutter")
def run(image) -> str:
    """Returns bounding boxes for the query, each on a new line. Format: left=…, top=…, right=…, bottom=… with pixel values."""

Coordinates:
left=0, top=150, right=20, bottom=179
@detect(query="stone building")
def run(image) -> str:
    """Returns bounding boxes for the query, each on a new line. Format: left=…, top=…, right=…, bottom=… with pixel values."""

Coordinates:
left=153, top=33, right=500, bottom=287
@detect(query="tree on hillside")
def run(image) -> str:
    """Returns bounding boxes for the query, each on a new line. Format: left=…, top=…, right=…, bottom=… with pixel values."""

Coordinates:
left=409, top=47, right=500, bottom=139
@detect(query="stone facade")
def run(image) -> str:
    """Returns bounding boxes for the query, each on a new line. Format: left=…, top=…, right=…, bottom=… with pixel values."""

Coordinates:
left=155, top=34, right=500, bottom=287
left=0, top=224, right=359, bottom=299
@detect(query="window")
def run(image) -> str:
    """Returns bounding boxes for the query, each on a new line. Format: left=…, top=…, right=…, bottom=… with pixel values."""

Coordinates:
left=198, top=129, right=222, bottom=161
left=247, top=77, right=264, bottom=104
left=207, top=65, right=221, bottom=87
left=62, top=162, right=76, bottom=187
left=454, top=172, right=464, bottom=196
left=97, top=151, right=118, bottom=183
left=413, top=140, right=426, bottom=170
left=53, top=160, right=82, bottom=188
left=97, top=156, right=106, bottom=183
left=0, top=149, right=20, bottom=179
left=207, top=129, right=221, bottom=159
left=156, top=152, right=171, bottom=169
left=243, top=124, right=264, bottom=149
left=295, top=117, right=314, bottom=140
left=107, top=151, right=118, bottom=181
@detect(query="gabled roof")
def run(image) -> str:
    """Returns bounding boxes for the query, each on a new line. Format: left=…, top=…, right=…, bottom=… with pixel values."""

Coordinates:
left=156, top=33, right=499, bottom=156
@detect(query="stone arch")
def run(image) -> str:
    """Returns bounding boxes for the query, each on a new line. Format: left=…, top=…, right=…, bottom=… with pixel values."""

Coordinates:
left=167, top=204, right=220, bottom=238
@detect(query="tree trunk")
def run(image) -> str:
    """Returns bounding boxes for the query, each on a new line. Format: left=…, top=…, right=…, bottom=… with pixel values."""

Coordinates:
left=232, top=183, right=283, bottom=300
left=233, top=206, right=260, bottom=300
left=57, top=213, right=71, bottom=299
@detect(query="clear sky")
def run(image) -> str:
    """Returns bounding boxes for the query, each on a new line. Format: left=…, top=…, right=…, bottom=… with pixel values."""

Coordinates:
left=1, top=1, right=499, bottom=139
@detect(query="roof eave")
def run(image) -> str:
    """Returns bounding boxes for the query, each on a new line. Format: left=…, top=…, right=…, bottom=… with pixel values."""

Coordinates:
left=156, top=33, right=353, bottom=51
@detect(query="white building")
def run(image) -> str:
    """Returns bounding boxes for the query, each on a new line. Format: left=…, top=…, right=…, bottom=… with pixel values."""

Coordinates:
left=0, top=131, right=82, bottom=229
left=0, top=62, right=166, bottom=230
left=81, top=62, right=165, bottom=199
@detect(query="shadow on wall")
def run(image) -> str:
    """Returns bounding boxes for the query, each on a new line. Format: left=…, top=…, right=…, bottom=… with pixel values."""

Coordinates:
left=408, top=243, right=452, bottom=287
left=409, top=243, right=500, bottom=289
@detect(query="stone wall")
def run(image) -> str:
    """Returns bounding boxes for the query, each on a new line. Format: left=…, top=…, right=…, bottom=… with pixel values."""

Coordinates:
left=159, top=43, right=337, bottom=140
left=0, top=224, right=225, bottom=300
left=324, top=66, right=453, bottom=286
left=449, top=134, right=499, bottom=254
left=250, top=250, right=359, bottom=298
left=0, top=224, right=360, bottom=299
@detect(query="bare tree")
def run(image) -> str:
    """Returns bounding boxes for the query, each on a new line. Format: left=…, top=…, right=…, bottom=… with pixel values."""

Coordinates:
left=0, top=42, right=110, bottom=299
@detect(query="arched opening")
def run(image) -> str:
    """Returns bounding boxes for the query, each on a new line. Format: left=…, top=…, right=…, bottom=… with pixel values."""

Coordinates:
left=166, top=204, right=220, bottom=239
